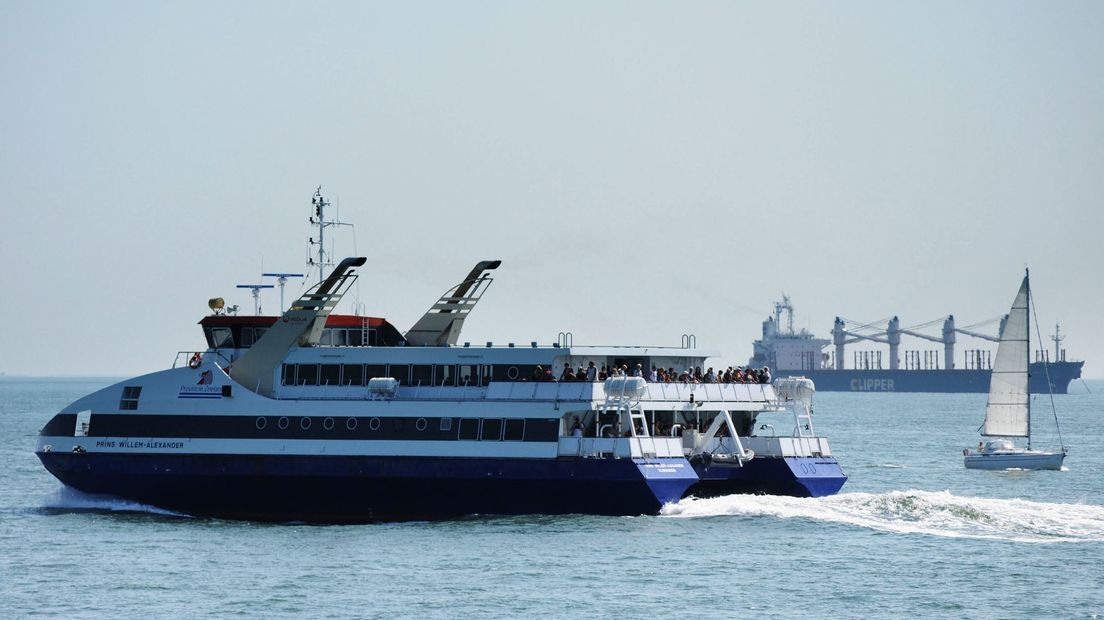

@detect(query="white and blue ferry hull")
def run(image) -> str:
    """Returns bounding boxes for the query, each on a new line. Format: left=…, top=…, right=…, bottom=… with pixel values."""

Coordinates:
left=688, top=455, right=847, bottom=498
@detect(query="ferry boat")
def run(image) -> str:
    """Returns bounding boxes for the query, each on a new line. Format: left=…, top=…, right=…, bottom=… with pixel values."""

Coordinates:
left=35, top=201, right=845, bottom=522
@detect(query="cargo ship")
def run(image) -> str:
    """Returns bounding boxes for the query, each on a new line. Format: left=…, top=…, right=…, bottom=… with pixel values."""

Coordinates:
left=750, top=297, right=1084, bottom=393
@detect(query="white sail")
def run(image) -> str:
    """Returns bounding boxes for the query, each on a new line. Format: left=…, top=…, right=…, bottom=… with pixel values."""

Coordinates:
left=982, top=275, right=1030, bottom=437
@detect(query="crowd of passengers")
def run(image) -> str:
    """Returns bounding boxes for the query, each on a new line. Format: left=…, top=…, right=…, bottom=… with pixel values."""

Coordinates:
left=531, top=362, right=772, bottom=384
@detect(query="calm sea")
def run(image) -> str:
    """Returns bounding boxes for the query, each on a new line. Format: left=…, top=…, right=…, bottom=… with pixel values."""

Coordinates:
left=2, top=377, right=1102, bottom=619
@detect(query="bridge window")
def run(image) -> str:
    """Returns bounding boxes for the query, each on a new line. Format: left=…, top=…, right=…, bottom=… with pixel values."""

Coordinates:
left=211, top=327, right=234, bottom=349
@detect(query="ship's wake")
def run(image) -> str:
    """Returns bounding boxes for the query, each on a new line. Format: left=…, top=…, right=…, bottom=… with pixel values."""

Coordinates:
left=661, top=490, right=1104, bottom=543
left=39, top=486, right=189, bottom=518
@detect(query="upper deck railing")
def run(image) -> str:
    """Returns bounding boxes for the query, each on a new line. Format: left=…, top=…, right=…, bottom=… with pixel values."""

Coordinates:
left=272, top=379, right=777, bottom=406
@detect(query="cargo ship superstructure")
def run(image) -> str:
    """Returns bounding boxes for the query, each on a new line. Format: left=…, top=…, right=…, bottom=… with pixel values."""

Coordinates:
left=751, top=297, right=1083, bottom=393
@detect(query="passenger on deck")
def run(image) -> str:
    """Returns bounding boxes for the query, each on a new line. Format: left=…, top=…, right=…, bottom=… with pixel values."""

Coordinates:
left=561, top=363, right=575, bottom=382
left=761, top=367, right=771, bottom=384
left=633, top=363, right=643, bottom=378
left=543, top=366, right=555, bottom=382
left=705, top=367, right=716, bottom=383
left=586, top=362, right=597, bottom=382
left=648, top=366, right=658, bottom=382
left=532, top=366, right=544, bottom=382
left=571, top=417, right=583, bottom=437
left=598, top=365, right=609, bottom=381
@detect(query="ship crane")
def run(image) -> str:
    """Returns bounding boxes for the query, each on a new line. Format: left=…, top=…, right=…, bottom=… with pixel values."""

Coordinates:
left=833, top=314, right=1007, bottom=370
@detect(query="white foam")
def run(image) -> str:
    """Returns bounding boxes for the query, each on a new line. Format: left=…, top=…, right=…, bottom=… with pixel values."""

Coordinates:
left=41, top=486, right=189, bottom=518
left=661, top=490, right=1104, bottom=543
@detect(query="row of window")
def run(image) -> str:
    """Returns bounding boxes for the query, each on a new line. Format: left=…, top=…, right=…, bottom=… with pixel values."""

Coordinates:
left=280, top=363, right=551, bottom=387
left=208, top=327, right=388, bottom=349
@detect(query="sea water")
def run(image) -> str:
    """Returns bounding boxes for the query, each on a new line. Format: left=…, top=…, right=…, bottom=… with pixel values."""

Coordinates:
left=1, top=377, right=1102, bottom=619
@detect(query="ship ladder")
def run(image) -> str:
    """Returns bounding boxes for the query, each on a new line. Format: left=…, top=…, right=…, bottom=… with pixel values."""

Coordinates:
left=600, top=383, right=658, bottom=458
left=790, top=399, right=818, bottom=456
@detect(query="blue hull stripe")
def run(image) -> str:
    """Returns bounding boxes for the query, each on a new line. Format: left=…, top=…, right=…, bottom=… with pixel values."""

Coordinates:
left=38, top=452, right=696, bottom=522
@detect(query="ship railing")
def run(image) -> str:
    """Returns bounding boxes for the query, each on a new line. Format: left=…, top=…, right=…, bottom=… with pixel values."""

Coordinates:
left=557, top=436, right=683, bottom=459
left=733, top=436, right=832, bottom=459
left=270, top=380, right=780, bottom=403
left=172, top=350, right=233, bottom=369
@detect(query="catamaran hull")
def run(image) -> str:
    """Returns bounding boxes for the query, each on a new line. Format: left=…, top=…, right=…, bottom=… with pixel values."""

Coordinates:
left=686, top=456, right=847, bottom=498
left=963, top=452, right=1065, bottom=471
left=37, top=451, right=696, bottom=522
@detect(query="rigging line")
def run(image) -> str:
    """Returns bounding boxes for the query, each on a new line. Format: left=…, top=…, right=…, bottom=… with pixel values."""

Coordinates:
left=1079, top=378, right=1092, bottom=394
left=1029, top=284, right=1064, bottom=451
left=838, top=316, right=893, bottom=332
left=901, top=317, right=944, bottom=331
left=956, top=315, right=1005, bottom=331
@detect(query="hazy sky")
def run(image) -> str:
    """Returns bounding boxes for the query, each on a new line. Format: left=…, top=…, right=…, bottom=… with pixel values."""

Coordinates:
left=2, top=1, right=1102, bottom=378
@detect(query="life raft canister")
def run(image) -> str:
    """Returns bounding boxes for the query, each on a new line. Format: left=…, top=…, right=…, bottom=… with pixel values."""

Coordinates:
left=188, top=353, right=202, bottom=369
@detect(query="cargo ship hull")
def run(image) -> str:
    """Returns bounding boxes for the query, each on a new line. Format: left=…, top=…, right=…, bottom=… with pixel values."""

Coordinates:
left=773, top=360, right=1083, bottom=393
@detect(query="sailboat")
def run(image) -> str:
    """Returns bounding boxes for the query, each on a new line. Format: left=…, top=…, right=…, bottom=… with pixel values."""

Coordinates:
left=963, top=270, right=1067, bottom=470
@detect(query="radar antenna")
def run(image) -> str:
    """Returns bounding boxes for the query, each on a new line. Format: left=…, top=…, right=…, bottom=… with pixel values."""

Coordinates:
left=262, top=272, right=305, bottom=312
left=236, top=284, right=274, bottom=315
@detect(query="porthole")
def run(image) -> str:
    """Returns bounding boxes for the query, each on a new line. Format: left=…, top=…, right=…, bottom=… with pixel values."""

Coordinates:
left=416, top=418, right=427, bottom=432
left=507, top=366, right=519, bottom=380
left=255, top=417, right=267, bottom=430
left=300, top=417, right=312, bottom=430
left=323, top=417, right=335, bottom=431
left=346, top=417, right=358, bottom=431
left=277, top=416, right=289, bottom=430
left=369, top=417, right=381, bottom=431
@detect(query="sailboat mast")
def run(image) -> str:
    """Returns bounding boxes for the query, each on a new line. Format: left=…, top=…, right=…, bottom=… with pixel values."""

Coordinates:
left=1025, top=268, right=1031, bottom=451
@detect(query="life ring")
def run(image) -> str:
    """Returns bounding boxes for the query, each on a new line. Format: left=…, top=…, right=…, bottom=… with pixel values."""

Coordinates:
left=188, top=353, right=202, bottom=369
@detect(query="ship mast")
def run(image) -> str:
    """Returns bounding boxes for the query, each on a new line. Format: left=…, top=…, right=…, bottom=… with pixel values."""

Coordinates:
left=1051, top=323, right=1064, bottom=363
left=308, top=187, right=352, bottom=285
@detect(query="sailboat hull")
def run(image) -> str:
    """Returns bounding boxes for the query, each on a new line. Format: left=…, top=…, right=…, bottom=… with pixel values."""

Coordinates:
left=963, top=451, right=1065, bottom=471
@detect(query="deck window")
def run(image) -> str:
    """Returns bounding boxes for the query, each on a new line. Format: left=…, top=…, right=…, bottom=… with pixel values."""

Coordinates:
left=481, top=418, right=503, bottom=441
left=320, top=364, right=341, bottom=385
left=387, top=364, right=409, bottom=385
left=411, top=364, right=433, bottom=386
left=282, top=364, right=296, bottom=385
left=458, top=418, right=479, bottom=440
left=298, top=364, right=319, bottom=386
left=343, top=364, right=365, bottom=386
left=436, top=364, right=456, bottom=387
left=331, top=329, right=347, bottom=346
left=119, top=386, right=142, bottom=411
left=457, top=365, right=478, bottom=386
left=504, top=419, right=525, bottom=441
